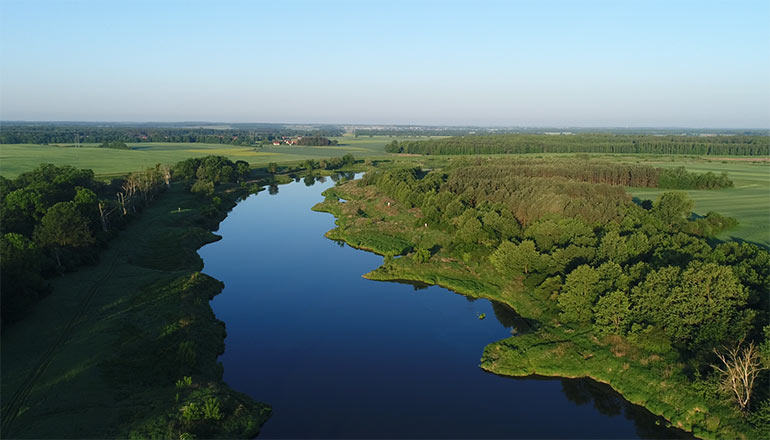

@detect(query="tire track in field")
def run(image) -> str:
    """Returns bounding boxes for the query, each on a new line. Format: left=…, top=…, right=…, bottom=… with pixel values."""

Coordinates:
left=1, top=247, right=123, bottom=436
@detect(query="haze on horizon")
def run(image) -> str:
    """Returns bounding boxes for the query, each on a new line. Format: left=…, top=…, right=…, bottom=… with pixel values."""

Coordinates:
left=1, top=0, right=768, bottom=129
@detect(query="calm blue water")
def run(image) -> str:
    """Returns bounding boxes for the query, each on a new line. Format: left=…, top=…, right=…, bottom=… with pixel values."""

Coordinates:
left=200, top=176, right=689, bottom=439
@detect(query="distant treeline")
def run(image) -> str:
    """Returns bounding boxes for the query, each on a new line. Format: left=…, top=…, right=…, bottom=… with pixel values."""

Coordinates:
left=356, top=127, right=766, bottom=137
left=386, top=134, right=770, bottom=156
left=355, top=128, right=487, bottom=137
left=295, top=136, right=338, bottom=146
left=0, top=125, right=344, bottom=145
left=448, top=158, right=732, bottom=190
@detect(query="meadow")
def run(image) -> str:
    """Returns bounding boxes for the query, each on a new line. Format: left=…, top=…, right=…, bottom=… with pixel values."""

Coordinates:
left=627, top=158, right=769, bottom=248
left=0, top=135, right=437, bottom=178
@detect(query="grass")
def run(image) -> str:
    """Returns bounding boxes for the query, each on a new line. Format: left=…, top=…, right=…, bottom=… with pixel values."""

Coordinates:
left=0, top=182, right=271, bottom=438
left=626, top=159, right=770, bottom=248
left=0, top=135, right=439, bottom=178
left=314, top=175, right=765, bottom=440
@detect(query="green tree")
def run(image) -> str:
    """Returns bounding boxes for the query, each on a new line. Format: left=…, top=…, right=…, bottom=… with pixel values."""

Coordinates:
left=653, top=191, right=694, bottom=228
left=593, top=290, right=631, bottom=334
left=490, top=240, right=544, bottom=275
left=558, top=265, right=601, bottom=323
left=413, top=248, right=431, bottom=263
left=33, top=201, right=94, bottom=268
left=632, top=263, right=751, bottom=348
left=235, top=160, right=251, bottom=179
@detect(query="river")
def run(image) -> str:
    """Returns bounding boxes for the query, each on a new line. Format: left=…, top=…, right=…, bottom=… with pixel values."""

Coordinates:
left=199, top=175, right=690, bottom=439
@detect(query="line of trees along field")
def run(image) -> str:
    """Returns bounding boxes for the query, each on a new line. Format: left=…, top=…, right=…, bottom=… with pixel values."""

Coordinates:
left=443, top=158, right=733, bottom=190
left=386, top=133, right=770, bottom=156
left=359, top=161, right=769, bottom=425
left=0, top=156, right=252, bottom=324
left=0, top=125, right=344, bottom=145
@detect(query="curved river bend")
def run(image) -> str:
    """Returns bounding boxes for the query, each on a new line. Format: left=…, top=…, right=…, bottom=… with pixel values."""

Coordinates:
left=199, top=176, right=690, bottom=439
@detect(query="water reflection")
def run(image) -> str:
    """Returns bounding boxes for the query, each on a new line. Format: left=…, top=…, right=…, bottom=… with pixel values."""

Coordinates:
left=560, top=378, right=695, bottom=439
left=489, top=301, right=539, bottom=334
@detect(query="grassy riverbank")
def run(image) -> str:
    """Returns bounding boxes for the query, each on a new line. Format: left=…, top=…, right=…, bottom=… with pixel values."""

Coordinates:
left=312, top=176, right=765, bottom=440
left=0, top=182, right=271, bottom=438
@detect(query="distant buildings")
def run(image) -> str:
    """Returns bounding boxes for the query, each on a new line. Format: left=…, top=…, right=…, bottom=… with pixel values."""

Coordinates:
left=271, top=136, right=303, bottom=146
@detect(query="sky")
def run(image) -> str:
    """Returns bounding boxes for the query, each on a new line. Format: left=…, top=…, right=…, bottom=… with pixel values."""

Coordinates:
left=0, top=0, right=768, bottom=127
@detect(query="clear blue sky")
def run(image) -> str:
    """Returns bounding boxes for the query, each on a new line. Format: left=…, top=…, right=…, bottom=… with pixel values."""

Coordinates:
left=1, top=0, right=768, bottom=127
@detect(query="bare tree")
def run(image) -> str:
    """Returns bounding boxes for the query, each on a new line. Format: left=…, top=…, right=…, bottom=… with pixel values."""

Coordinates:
left=713, top=340, right=767, bottom=412
left=160, top=164, right=172, bottom=186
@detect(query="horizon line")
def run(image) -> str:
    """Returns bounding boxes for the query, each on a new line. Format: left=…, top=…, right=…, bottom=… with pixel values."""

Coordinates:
left=2, top=120, right=769, bottom=131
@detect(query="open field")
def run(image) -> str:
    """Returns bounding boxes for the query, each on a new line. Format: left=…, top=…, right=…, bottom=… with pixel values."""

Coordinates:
left=0, top=135, right=443, bottom=178
left=627, top=159, right=770, bottom=248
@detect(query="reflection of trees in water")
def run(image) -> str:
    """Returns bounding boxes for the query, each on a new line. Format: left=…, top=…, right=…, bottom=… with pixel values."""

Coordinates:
left=268, top=184, right=279, bottom=195
left=490, top=302, right=537, bottom=334
left=317, top=176, right=327, bottom=184
left=560, top=378, right=695, bottom=439
left=304, top=176, right=316, bottom=186
left=388, top=279, right=430, bottom=291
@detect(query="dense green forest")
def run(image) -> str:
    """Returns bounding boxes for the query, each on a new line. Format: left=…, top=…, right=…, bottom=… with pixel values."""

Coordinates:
left=318, top=159, right=769, bottom=437
left=386, top=134, right=770, bottom=156
left=0, top=124, right=343, bottom=145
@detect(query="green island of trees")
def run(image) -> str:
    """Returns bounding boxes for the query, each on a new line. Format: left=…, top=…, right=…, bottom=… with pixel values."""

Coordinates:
left=312, top=157, right=769, bottom=439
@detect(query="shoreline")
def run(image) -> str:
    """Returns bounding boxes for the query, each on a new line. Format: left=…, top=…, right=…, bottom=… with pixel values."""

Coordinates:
left=312, top=179, right=759, bottom=440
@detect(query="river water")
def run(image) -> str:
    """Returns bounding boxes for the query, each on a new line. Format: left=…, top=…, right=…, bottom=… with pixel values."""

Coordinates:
left=199, top=176, right=689, bottom=439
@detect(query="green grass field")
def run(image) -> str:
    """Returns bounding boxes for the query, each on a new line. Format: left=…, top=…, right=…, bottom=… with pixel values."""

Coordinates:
left=0, top=135, right=439, bottom=178
left=627, top=159, right=770, bottom=248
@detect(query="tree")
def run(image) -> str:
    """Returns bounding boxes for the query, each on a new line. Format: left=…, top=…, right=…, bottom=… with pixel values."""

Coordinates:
left=593, top=290, right=631, bottom=334
left=653, top=192, right=694, bottom=228
left=267, top=162, right=279, bottom=174
left=712, top=340, right=767, bottom=412
left=413, top=248, right=431, bottom=263
left=558, top=265, right=601, bottom=323
left=235, top=160, right=250, bottom=179
left=490, top=240, right=544, bottom=275
left=632, top=263, right=751, bottom=348
left=33, top=202, right=94, bottom=268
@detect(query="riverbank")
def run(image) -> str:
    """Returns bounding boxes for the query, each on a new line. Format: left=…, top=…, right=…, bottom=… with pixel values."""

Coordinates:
left=312, top=178, right=762, bottom=440
left=0, top=182, right=271, bottom=438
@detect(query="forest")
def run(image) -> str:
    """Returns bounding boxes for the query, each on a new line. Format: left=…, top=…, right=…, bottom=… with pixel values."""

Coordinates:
left=385, top=133, right=770, bottom=156
left=0, top=124, right=344, bottom=145
left=320, top=158, right=769, bottom=437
